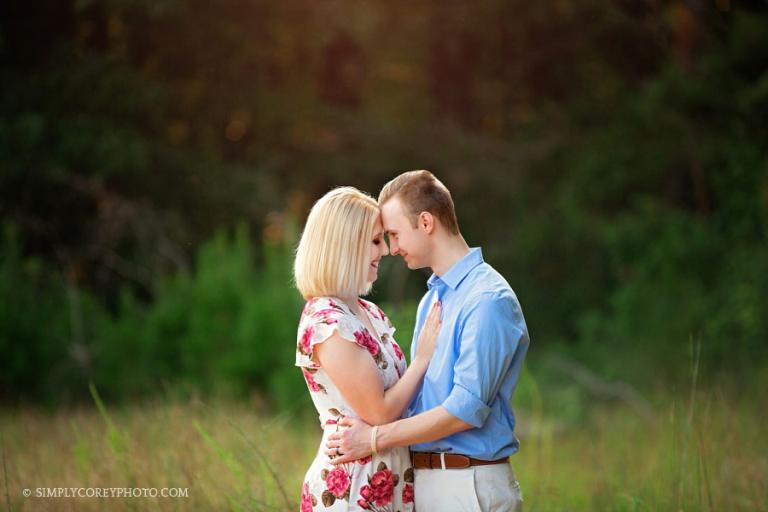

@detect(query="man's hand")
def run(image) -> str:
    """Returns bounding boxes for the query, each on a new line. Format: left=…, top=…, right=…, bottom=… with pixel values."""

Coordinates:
left=325, top=417, right=374, bottom=465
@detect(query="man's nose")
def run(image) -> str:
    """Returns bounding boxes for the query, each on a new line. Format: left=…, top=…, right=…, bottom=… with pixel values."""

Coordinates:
left=389, top=240, right=399, bottom=255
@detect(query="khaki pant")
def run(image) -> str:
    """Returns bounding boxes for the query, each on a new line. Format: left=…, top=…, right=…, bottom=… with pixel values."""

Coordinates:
left=414, top=463, right=523, bottom=512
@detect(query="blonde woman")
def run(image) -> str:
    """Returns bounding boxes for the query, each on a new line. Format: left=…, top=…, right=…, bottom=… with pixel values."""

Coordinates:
left=294, top=187, right=442, bottom=511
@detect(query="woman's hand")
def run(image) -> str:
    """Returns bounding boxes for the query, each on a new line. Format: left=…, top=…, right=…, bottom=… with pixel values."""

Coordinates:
left=326, top=417, right=373, bottom=465
left=413, top=301, right=442, bottom=365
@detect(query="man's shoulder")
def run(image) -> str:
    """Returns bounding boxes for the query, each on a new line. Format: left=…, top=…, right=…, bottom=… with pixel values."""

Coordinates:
left=458, top=264, right=526, bottom=322
left=464, top=262, right=515, bottom=299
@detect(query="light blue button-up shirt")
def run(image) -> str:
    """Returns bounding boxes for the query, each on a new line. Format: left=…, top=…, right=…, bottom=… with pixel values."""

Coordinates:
left=406, top=247, right=530, bottom=461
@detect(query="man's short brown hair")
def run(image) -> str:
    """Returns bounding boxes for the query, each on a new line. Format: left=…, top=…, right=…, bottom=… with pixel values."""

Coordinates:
left=378, top=170, right=460, bottom=235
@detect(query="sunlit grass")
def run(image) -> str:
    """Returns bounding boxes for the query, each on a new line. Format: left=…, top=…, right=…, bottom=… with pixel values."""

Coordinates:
left=2, top=379, right=766, bottom=511
left=1, top=392, right=317, bottom=511
left=515, top=390, right=766, bottom=511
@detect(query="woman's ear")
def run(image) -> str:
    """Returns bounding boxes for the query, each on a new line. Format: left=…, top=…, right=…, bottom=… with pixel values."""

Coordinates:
left=419, top=211, right=435, bottom=234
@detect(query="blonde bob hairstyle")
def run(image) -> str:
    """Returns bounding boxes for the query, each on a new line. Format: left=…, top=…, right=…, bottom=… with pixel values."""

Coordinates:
left=294, top=187, right=380, bottom=300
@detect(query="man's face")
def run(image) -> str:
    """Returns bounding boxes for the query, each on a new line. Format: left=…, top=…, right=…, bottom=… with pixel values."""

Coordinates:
left=381, top=197, right=431, bottom=270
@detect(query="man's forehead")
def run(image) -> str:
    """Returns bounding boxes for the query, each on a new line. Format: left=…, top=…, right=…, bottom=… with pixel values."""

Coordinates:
left=383, top=196, right=408, bottom=214
left=380, top=200, right=404, bottom=229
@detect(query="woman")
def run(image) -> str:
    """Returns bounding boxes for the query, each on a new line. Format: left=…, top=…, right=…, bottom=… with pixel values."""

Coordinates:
left=294, top=187, right=442, bottom=511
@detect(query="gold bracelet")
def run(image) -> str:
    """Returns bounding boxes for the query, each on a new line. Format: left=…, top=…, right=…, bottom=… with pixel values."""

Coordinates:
left=371, top=425, right=379, bottom=457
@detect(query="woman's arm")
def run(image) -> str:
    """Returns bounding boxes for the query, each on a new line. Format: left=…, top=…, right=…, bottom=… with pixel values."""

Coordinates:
left=325, top=407, right=473, bottom=464
left=313, top=302, right=441, bottom=426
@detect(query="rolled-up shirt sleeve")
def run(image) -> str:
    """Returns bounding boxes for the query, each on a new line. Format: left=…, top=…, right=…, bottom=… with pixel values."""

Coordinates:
left=442, top=294, right=525, bottom=428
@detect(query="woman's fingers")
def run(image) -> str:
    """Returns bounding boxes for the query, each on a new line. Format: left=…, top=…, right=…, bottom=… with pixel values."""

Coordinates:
left=332, top=453, right=356, bottom=465
left=426, top=301, right=440, bottom=322
left=324, top=438, right=344, bottom=457
left=424, top=301, right=442, bottom=331
left=325, top=444, right=356, bottom=465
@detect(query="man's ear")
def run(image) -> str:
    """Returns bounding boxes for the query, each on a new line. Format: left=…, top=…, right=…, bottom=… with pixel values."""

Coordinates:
left=418, top=211, right=435, bottom=234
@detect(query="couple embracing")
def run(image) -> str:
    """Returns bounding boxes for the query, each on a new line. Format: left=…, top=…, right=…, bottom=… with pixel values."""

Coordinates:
left=294, top=170, right=530, bottom=511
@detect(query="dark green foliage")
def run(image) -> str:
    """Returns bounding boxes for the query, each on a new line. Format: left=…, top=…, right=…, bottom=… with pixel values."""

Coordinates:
left=1, top=1, right=767, bottom=404
left=0, top=223, right=308, bottom=408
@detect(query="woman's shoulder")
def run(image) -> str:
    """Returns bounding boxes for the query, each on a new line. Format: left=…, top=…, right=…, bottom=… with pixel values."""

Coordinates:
left=296, top=297, right=356, bottom=364
left=301, top=296, right=349, bottom=321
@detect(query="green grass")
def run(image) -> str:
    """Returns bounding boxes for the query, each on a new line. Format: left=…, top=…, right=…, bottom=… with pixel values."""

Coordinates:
left=1, top=379, right=766, bottom=511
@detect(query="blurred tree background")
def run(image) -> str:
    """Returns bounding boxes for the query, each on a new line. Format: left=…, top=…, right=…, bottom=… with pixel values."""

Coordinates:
left=1, top=0, right=767, bottom=409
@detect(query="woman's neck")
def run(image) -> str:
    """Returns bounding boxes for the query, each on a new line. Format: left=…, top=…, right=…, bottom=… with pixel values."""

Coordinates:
left=339, top=295, right=360, bottom=315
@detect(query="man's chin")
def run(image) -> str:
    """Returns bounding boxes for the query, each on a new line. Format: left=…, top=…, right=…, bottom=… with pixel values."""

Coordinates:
left=404, top=258, right=424, bottom=270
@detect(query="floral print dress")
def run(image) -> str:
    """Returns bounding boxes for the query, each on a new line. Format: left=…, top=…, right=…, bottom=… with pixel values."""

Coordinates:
left=296, top=296, right=415, bottom=512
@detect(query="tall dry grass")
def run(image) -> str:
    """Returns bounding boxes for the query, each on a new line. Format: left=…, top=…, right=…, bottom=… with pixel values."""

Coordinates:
left=2, top=371, right=766, bottom=511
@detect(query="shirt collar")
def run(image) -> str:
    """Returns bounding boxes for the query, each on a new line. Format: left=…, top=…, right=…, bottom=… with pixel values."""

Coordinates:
left=427, top=247, right=484, bottom=291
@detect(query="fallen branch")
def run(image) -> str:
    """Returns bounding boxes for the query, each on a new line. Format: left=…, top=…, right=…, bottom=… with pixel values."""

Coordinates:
left=547, top=354, right=654, bottom=419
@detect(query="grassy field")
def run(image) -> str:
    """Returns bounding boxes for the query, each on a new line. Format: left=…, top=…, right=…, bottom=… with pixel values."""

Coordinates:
left=2, top=380, right=766, bottom=512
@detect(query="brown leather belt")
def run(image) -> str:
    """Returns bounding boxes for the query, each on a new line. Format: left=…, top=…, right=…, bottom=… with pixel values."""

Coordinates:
left=411, top=451, right=508, bottom=470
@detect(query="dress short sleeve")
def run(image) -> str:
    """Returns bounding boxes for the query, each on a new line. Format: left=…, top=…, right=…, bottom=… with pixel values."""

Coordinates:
left=295, top=297, right=363, bottom=369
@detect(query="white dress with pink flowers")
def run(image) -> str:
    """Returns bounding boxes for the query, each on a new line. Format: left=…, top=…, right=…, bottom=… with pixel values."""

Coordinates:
left=296, top=296, right=415, bottom=512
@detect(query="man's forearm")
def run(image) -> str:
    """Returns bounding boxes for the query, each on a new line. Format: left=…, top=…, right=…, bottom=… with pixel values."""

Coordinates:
left=377, top=406, right=473, bottom=451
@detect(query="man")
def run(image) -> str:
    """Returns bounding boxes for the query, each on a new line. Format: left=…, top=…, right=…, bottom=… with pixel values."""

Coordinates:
left=327, top=170, right=529, bottom=511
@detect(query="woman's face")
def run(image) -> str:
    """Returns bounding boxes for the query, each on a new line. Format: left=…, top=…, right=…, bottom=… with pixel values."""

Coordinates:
left=367, top=216, right=389, bottom=284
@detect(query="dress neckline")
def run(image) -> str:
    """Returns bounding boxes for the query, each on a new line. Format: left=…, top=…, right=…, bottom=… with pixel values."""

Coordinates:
left=334, top=297, right=383, bottom=345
